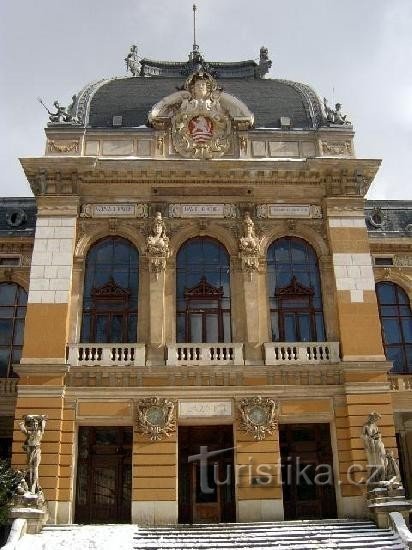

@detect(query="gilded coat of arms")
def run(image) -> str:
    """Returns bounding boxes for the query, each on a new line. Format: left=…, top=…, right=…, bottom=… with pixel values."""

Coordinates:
left=135, top=397, right=176, bottom=441
left=148, top=70, right=254, bottom=159
left=238, top=396, right=279, bottom=441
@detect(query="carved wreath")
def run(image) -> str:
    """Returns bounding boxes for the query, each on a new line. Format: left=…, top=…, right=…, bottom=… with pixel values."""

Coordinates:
left=238, top=396, right=279, bottom=441
left=135, top=397, right=176, bottom=441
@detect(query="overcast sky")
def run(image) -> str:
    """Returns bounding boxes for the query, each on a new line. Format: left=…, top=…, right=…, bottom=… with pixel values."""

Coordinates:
left=0, top=0, right=411, bottom=199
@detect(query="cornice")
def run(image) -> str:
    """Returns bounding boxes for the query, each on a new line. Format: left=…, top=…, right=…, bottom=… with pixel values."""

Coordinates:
left=19, top=156, right=381, bottom=199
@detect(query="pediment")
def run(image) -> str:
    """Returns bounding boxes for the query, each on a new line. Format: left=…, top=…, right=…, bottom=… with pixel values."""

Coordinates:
left=184, top=276, right=224, bottom=299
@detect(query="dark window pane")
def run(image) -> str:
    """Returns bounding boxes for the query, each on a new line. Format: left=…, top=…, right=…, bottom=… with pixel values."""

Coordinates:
left=298, top=315, right=311, bottom=342
left=176, top=238, right=231, bottom=344
left=267, top=238, right=324, bottom=342
left=81, top=238, right=139, bottom=343
left=284, top=314, right=296, bottom=341
left=383, top=319, right=402, bottom=344
left=0, top=349, right=10, bottom=376
left=0, top=307, right=14, bottom=318
left=376, top=282, right=396, bottom=303
left=386, top=346, right=405, bottom=372
left=0, top=319, right=13, bottom=344
left=376, top=281, right=412, bottom=371
left=13, top=319, right=25, bottom=346
left=402, top=319, right=412, bottom=344
left=0, top=285, right=16, bottom=305
left=206, top=315, right=218, bottom=342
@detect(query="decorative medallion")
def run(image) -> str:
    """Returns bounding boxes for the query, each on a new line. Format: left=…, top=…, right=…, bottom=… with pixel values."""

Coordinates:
left=238, top=396, right=279, bottom=441
left=148, top=70, right=254, bottom=159
left=135, top=397, right=176, bottom=441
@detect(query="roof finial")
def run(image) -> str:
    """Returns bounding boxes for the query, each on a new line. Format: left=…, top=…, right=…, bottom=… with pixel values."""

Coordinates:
left=193, top=4, right=199, bottom=53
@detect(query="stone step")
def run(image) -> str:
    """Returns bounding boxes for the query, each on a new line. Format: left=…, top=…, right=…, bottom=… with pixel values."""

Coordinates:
left=13, top=521, right=407, bottom=550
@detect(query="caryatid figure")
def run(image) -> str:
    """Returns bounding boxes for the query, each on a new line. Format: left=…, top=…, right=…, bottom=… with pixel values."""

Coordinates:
left=19, top=415, right=47, bottom=494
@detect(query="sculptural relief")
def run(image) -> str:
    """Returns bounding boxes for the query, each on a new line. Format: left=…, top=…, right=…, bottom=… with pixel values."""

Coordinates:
left=148, top=70, right=254, bottom=159
left=19, top=415, right=47, bottom=494
left=239, top=212, right=261, bottom=274
left=146, top=211, right=170, bottom=276
left=135, top=397, right=176, bottom=441
left=238, top=396, right=279, bottom=441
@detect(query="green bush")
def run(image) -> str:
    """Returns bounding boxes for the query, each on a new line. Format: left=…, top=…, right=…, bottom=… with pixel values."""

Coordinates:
left=0, top=460, right=23, bottom=526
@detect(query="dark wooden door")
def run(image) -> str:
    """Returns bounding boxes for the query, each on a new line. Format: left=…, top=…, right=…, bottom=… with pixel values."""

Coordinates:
left=75, top=427, right=132, bottom=523
left=280, top=423, right=337, bottom=520
left=178, top=425, right=235, bottom=523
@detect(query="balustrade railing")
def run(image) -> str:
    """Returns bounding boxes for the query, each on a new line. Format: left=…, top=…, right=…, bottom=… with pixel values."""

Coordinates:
left=0, top=378, right=18, bottom=394
left=389, top=375, right=412, bottom=391
left=264, top=342, right=340, bottom=365
left=166, top=343, right=244, bottom=366
left=67, top=344, right=145, bottom=367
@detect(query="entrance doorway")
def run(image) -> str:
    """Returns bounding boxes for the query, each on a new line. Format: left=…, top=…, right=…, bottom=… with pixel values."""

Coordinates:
left=75, top=426, right=132, bottom=523
left=279, top=423, right=337, bottom=520
left=178, top=425, right=235, bottom=523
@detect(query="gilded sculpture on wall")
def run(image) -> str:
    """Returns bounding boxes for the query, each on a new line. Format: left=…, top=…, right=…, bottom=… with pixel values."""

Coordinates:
left=148, top=69, right=253, bottom=159
left=135, top=397, right=176, bottom=441
left=19, top=415, right=47, bottom=494
left=146, top=211, right=170, bottom=277
left=238, top=396, right=279, bottom=441
left=239, top=212, right=261, bottom=275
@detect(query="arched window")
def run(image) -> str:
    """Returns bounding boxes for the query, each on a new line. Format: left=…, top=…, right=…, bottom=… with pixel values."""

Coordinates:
left=176, top=238, right=231, bottom=343
left=80, top=237, right=139, bottom=343
left=376, top=282, right=412, bottom=373
left=0, top=282, right=27, bottom=377
left=267, top=237, right=325, bottom=342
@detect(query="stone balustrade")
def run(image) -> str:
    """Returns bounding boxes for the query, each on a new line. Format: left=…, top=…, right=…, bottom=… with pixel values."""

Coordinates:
left=389, top=375, right=412, bottom=391
left=0, top=378, right=18, bottom=394
left=166, top=343, right=244, bottom=366
left=67, top=344, right=145, bottom=367
left=264, top=342, right=340, bottom=365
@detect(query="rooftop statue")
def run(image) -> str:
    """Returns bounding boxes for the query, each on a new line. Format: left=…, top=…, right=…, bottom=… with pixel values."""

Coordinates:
left=125, top=44, right=141, bottom=77
left=323, top=97, right=351, bottom=125
left=38, top=96, right=79, bottom=124
left=256, top=46, right=272, bottom=78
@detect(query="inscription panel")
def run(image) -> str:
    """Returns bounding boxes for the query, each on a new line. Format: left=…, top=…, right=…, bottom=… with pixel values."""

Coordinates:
left=256, top=204, right=322, bottom=219
left=169, top=203, right=236, bottom=218
left=179, top=401, right=233, bottom=417
left=80, top=203, right=148, bottom=218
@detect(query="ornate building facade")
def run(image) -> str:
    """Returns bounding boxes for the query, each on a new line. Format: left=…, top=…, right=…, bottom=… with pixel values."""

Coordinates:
left=0, top=45, right=411, bottom=526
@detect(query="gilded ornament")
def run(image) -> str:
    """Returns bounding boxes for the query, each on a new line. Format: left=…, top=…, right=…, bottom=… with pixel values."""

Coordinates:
left=148, top=69, right=253, bottom=159
left=135, top=397, right=176, bottom=441
left=48, top=140, right=80, bottom=153
left=238, top=396, right=279, bottom=441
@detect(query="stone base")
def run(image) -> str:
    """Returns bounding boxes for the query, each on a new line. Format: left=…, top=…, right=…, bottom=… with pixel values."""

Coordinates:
left=237, top=499, right=284, bottom=522
left=367, top=482, right=412, bottom=528
left=131, top=501, right=177, bottom=524
left=8, top=492, right=49, bottom=534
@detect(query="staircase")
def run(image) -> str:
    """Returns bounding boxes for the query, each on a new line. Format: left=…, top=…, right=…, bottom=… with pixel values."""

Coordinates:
left=11, top=520, right=406, bottom=550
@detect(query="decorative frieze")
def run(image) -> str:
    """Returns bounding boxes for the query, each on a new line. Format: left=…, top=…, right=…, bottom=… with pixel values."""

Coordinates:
left=168, top=203, right=237, bottom=218
left=394, top=255, right=412, bottom=267
left=80, top=203, right=148, bottom=218
left=256, top=204, right=322, bottom=219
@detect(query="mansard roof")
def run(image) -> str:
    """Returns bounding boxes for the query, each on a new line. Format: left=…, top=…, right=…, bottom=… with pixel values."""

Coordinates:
left=0, top=197, right=36, bottom=236
left=75, top=75, right=324, bottom=130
